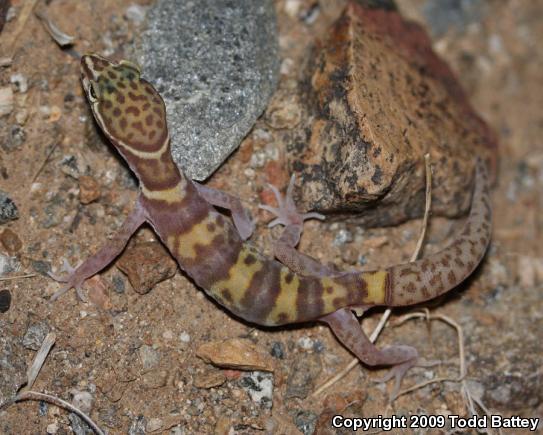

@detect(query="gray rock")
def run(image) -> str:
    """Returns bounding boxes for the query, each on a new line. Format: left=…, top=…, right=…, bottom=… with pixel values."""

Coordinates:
left=68, top=413, right=93, bottom=435
left=0, top=190, right=18, bottom=224
left=239, top=371, right=273, bottom=408
left=136, top=0, right=279, bottom=180
left=138, top=344, right=160, bottom=370
left=423, top=0, right=484, bottom=37
left=0, top=331, right=27, bottom=405
left=22, top=322, right=50, bottom=351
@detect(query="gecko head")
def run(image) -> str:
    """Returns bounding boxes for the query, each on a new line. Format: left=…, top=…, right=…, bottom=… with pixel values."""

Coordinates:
left=80, top=53, right=169, bottom=157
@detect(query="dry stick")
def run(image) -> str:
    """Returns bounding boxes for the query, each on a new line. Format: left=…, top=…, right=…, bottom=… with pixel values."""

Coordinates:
left=24, top=332, right=57, bottom=390
left=10, top=392, right=105, bottom=435
left=0, top=273, right=37, bottom=281
left=392, top=312, right=501, bottom=435
left=31, top=137, right=62, bottom=184
left=0, top=333, right=106, bottom=435
left=391, top=312, right=465, bottom=397
left=312, top=154, right=433, bottom=397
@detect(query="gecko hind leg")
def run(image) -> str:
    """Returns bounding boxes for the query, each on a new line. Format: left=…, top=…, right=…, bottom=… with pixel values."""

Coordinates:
left=193, top=182, right=255, bottom=240
left=49, top=198, right=147, bottom=301
left=321, top=307, right=419, bottom=400
left=260, top=175, right=328, bottom=277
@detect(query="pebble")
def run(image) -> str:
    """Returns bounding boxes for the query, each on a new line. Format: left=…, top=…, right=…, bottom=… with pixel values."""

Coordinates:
left=285, top=352, right=321, bottom=399
left=22, top=322, right=50, bottom=351
left=297, top=336, right=314, bottom=350
left=138, top=0, right=279, bottom=180
left=0, top=86, right=13, bottom=117
left=146, top=417, right=163, bottom=432
left=0, top=289, right=11, bottom=313
left=196, top=338, right=274, bottom=372
left=78, top=175, right=101, bottom=204
left=138, top=344, right=160, bottom=370
left=125, top=4, right=147, bottom=25
left=46, top=422, right=59, bottom=434
left=0, top=253, right=19, bottom=276
left=239, top=371, right=273, bottom=408
left=269, top=341, right=285, bottom=359
left=293, top=409, right=318, bottom=435
left=0, top=190, right=18, bottom=224
left=68, top=413, right=92, bottom=435
left=0, top=228, right=22, bottom=254
left=7, top=124, right=25, bottom=149
left=10, top=73, right=28, bottom=93
left=193, top=368, right=226, bottom=389
left=128, top=415, right=146, bottom=435
left=116, top=241, right=177, bottom=294
left=179, top=331, right=191, bottom=343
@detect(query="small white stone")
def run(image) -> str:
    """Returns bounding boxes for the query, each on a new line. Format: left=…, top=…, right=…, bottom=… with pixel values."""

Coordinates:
left=10, top=73, right=28, bottom=93
left=297, top=336, right=314, bottom=350
left=70, top=390, right=93, bottom=413
left=146, top=417, right=163, bottom=432
left=162, top=330, right=174, bottom=340
left=125, top=4, right=147, bottom=25
left=46, top=422, right=59, bottom=434
left=179, top=331, right=191, bottom=343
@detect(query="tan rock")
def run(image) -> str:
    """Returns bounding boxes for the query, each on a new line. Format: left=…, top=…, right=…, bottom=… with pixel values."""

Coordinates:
left=196, top=338, right=274, bottom=372
left=289, top=3, right=498, bottom=226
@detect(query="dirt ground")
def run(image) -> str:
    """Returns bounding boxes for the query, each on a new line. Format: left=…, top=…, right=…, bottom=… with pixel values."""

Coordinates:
left=0, top=0, right=541, bottom=434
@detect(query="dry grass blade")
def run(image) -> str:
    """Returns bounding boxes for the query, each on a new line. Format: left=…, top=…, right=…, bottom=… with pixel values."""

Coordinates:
left=0, top=273, right=37, bottom=281
left=11, top=391, right=105, bottom=435
left=35, top=8, right=75, bottom=47
left=312, top=154, right=433, bottom=397
left=24, top=332, right=56, bottom=390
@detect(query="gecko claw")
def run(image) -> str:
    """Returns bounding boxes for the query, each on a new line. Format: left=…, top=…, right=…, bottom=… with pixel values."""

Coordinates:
left=373, top=353, right=440, bottom=401
left=48, top=259, right=86, bottom=301
left=260, top=175, right=324, bottom=228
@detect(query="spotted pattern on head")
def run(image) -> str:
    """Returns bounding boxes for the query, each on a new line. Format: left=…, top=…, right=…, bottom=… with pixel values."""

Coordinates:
left=80, top=54, right=168, bottom=155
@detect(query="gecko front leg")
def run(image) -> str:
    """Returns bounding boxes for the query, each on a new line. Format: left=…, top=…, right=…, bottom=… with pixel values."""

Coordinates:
left=260, top=175, right=328, bottom=276
left=49, top=197, right=147, bottom=301
left=193, top=182, right=255, bottom=240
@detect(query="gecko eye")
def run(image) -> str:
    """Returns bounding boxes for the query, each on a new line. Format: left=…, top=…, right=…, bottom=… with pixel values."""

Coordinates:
left=88, top=82, right=98, bottom=101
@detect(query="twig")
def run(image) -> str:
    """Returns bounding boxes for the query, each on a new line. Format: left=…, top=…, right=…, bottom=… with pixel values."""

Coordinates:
left=392, top=312, right=465, bottom=398
left=312, top=154, right=433, bottom=397
left=35, top=8, right=75, bottom=47
left=31, top=137, right=62, bottom=183
left=0, top=273, right=37, bottom=281
left=24, top=332, right=56, bottom=391
left=7, top=391, right=105, bottom=435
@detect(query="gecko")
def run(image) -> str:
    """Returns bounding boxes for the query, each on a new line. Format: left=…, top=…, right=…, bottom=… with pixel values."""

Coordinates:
left=50, top=54, right=492, bottom=397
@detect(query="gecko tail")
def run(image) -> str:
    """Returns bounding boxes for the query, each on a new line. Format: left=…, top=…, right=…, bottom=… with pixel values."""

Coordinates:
left=384, top=158, right=492, bottom=306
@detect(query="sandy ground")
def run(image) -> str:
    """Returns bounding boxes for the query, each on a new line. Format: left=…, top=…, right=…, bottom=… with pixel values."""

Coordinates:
left=0, top=0, right=541, bottom=433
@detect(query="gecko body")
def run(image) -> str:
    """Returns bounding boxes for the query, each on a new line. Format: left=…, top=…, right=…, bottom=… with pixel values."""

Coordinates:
left=52, top=54, right=492, bottom=394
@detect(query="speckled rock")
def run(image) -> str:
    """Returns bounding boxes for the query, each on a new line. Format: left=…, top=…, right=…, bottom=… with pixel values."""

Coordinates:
left=0, top=190, right=18, bottom=224
left=287, top=3, right=497, bottom=226
left=137, top=0, right=279, bottom=180
left=0, top=331, right=27, bottom=405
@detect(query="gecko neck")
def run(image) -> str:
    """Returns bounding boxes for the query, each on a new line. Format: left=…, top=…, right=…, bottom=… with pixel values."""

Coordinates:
left=118, top=141, right=186, bottom=193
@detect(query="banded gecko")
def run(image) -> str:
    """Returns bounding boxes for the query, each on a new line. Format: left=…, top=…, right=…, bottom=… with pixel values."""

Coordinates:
left=50, top=54, right=492, bottom=395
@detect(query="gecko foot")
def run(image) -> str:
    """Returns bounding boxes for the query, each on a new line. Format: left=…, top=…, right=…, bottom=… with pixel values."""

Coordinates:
left=48, top=258, right=86, bottom=301
left=259, top=175, right=324, bottom=228
left=373, top=349, right=440, bottom=401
